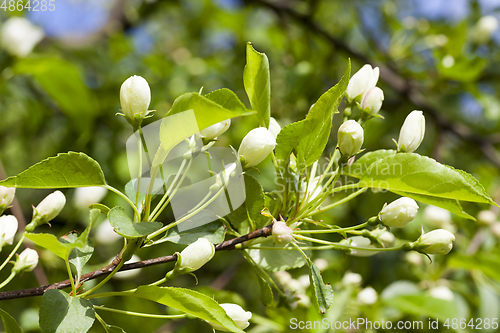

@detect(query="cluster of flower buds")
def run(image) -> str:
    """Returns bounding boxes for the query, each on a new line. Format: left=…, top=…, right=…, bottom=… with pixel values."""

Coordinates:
left=274, top=271, right=311, bottom=308
left=345, top=64, right=384, bottom=116
left=397, top=110, right=425, bottom=153
left=209, top=303, right=252, bottom=331
left=25, top=191, right=66, bottom=232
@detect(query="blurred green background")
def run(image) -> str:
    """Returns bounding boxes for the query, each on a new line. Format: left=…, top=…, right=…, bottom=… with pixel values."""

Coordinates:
left=1, top=0, right=500, bottom=332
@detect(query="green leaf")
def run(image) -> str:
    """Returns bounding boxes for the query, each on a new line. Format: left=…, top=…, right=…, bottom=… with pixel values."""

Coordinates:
left=307, top=260, right=334, bottom=313
left=133, top=286, right=245, bottom=333
left=39, top=290, right=95, bottom=333
left=61, top=233, right=94, bottom=283
left=255, top=271, right=274, bottom=306
left=108, top=207, right=162, bottom=239
left=13, top=57, right=98, bottom=129
left=275, top=120, right=306, bottom=163
left=384, top=294, right=459, bottom=321
left=448, top=253, right=500, bottom=281
left=0, top=307, right=23, bottom=333
left=0, top=152, right=106, bottom=189
left=25, top=233, right=76, bottom=259
left=392, top=190, right=474, bottom=220
left=342, top=149, right=397, bottom=179
left=204, top=88, right=248, bottom=113
left=125, top=180, right=146, bottom=207
left=247, top=239, right=310, bottom=272
left=165, top=92, right=255, bottom=138
left=297, top=60, right=350, bottom=166
left=243, top=42, right=270, bottom=127
left=343, top=150, right=476, bottom=219
left=359, top=153, right=496, bottom=205
left=161, top=220, right=225, bottom=245
left=244, top=174, right=268, bottom=230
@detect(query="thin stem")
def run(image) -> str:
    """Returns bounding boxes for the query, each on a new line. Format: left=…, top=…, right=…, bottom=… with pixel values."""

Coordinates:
left=135, top=132, right=143, bottom=222
left=150, top=158, right=187, bottom=220
left=80, top=260, right=125, bottom=297
left=85, top=290, right=133, bottom=300
left=146, top=186, right=226, bottom=242
left=294, top=234, right=405, bottom=252
left=65, top=258, right=76, bottom=296
left=150, top=158, right=193, bottom=222
left=104, top=185, right=140, bottom=218
left=0, top=234, right=25, bottom=272
left=94, top=305, right=187, bottom=319
left=0, top=271, right=16, bottom=289
left=331, top=183, right=361, bottom=193
left=293, top=221, right=369, bottom=234
left=311, top=187, right=367, bottom=215
left=95, top=313, right=108, bottom=331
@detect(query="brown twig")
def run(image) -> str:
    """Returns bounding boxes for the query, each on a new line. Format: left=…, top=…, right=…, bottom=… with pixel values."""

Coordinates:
left=0, top=224, right=273, bottom=301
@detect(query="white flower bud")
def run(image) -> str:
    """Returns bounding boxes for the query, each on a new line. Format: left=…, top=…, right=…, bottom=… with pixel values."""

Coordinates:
left=274, top=271, right=292, bottom=286
left=179, top=238, right=215, bottom=272
left=298, top=275, right=310, bottom=289
left=120, top=75, right=151, bottom=122
left=415, top=229, right=455, bottom=255
left=429, top=286, right=454, bottom=301
left=304, top=176, right=323, bottom=203
left=345, top=64, right=380, bottom=102
left=272, top=221, right=294, bottom=246
left=338, top=120, right=364, bottom=156
left=378, top=230, right=396, bottom=248
left=0, top=215, right=18, bottom=250
left=343, top=236, right=378, bottom=257
left=424, top=205, right=452, bottom=228
left=210, top=303, right=252, bottom=332
left=313, top=258, right=328, bottom=271
left=379, top=197, right=419, bottom=228
left=477, top=210, right=497, bottom=226
left=238, top=127, right=276, bottom=168
left=212, top=163, right=237, bottom=191
left=0, top=17, right=44, bottom=57
left=357, top=287, right=378, bottom=305
left=490, top=222, right=500, bottom=237
left=200, top=119, right=231, bottom=140
left=0, top=186, right=15, bottom=214
left=73, top=186, right=108, bottom=210
left=296, top=294, right=311, bottom=308
left=361, top=87, right=384, bottom=115
left=13, top=248, right=38, bottom=273
left=34, top=191, right=66, bottom=224
left=397, top=110, right=425, bottom=153
left=342, top=272, right=363, bottom=286
left=268, top=117, right=281, bottom=139
left=472, top=15, right=499, bottom=44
